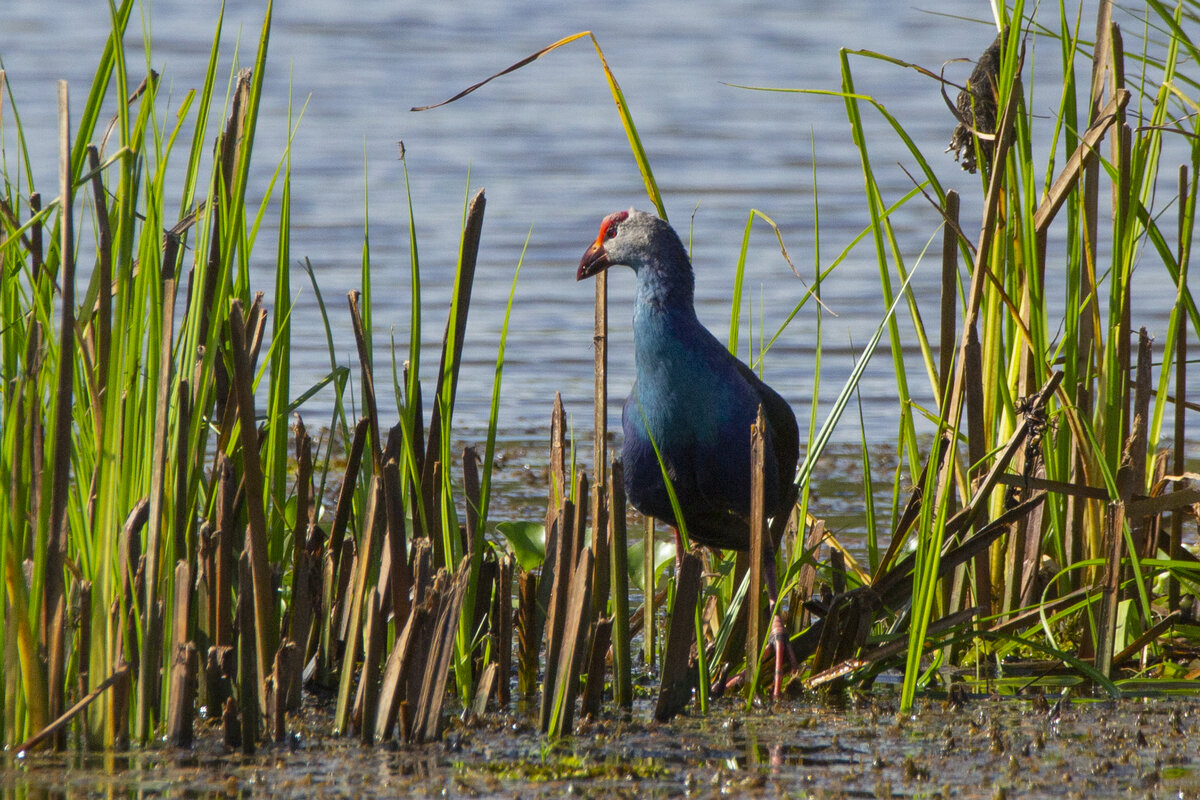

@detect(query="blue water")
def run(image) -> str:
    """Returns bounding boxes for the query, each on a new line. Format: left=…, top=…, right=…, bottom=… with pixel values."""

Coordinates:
left=0, top=0, right=1185, bottom=451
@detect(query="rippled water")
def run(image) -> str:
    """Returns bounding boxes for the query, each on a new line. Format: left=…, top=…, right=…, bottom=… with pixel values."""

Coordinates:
left=1, top=1, right=1186, bottom=451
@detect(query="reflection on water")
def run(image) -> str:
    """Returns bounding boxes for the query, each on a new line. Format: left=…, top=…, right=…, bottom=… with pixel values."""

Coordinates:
left=1, top=739, right=451, bottom=799
left=3, top=694, right=1199, bottom=796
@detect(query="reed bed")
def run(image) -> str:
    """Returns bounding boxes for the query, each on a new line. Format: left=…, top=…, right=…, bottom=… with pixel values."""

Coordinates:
left=2, top=0, right=1199, bottom=755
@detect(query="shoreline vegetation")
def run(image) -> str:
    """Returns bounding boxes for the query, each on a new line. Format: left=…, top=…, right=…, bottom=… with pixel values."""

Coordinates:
left=2, top=0, right=1199, bottom=756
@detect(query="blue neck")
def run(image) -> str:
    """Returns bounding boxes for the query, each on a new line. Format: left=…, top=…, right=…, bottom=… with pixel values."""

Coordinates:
left=632, top=246, right=694, bottom=315
left=631, top=260, right=708, bottom=392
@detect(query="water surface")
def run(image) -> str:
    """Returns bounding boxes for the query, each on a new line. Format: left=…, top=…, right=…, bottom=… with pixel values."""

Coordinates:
left=1, top=1, right=1190, bottom=518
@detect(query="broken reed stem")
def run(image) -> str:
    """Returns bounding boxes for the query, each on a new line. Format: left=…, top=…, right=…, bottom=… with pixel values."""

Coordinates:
left=167, top=643, right=197, bottom=747
left=358, top=591, right=385, bottom=744
left=237, top=551, right=258, bottom=754
left=1127, top=331, right=1152, bottom=559
left=334, top=475, right=385, bottom=735
left=327, top=418, right=371, bottom=582
left=592, top=267, right=610, bottom=619
left=410, top=560, right=470, bottom=744
left=746, top=406, right=767, bottom=698
left=228, top=300, right=278, bottom=720
left=85, top=143, right=112, bottom=441
left=609, top=458, right=632, bottom=710
left=75, top=581, right=91, bottom=737
left=570, top=471, right=589, bottom=576
left=43, top=80, right=75, bottom=749
left=1169, top=164, right=1189, bottom=612
left=495, top=555, right=514, bottom=707
left=654, top=552, right=701, bottom=722
left=538, top=497, right=574, bottom=733
left=643, top=517, right=656, bottom=668
left=942, top=224, right=970, bottom=657
left=580, top=617, right=610, bottom=718
left=938, top=190, right=959, bottom=406
left=516, top=570, right=538, bottom=697
left=546, top=548, right=594, bottom=737
left=1095, top=500, right=1125, bottom=679
left=463, top=447, right=482, bottom=555
left=136, top=229, right=184, bottom=743
left=549, top=392, right=567, bottom=512
left=271, top=641, right=297, bottom=743
left=16, top=666, right=131, bottom=755
left=166, top=561, right=194, bottom=746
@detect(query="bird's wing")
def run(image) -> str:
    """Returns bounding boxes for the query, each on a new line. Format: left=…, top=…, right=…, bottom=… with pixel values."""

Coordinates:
left=731, top=357, right=800, bottom=495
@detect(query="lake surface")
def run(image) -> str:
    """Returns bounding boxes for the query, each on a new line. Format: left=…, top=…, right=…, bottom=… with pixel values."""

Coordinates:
left=0, top=1, right=1188, bottom=455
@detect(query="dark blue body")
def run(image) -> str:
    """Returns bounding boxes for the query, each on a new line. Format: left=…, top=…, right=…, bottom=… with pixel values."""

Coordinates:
left=621, top=257, right=798, bottom=551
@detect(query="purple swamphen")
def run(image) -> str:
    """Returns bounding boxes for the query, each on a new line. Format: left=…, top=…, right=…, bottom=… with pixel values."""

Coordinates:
left=577, top=209, right=800, bottom=696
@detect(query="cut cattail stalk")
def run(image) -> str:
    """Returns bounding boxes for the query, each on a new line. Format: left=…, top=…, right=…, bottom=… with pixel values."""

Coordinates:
left=237, top=551, right=258, bottom=754
left=608, top=458, right=632, bottom=710
left=546, top=548, right=594, bottom=737
left=746, top=407, right=767, bottom=695
left=16, top=666, right=131, bottom=755
left=228, top=299, right=278, bottom=718
left=494, top=554, right=514, bottom=707
left=538, top=502, right=572, bottom=733
left=167, top=643, right=197, bottom=747
left=580, top=617, right=611, bottom=718
left=410, top=561, right=470, bottom=743
left=334, top=475, right=386, bottom=735
left=516, top=570, right=538, bottom=697
left=655, top=552, right=700, bottom=722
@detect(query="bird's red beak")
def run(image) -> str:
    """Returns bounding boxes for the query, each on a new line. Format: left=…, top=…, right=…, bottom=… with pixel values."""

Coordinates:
left=577, top=231, right=611, bottom=281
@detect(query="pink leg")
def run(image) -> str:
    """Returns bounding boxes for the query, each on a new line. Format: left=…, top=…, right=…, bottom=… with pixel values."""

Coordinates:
left=763, top=551, right=797, bottom=698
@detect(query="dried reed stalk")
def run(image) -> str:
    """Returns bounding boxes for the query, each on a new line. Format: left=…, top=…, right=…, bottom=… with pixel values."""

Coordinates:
left=228, top=300, right=277, bottom=719
left=608, top=458, right=632, bottom=710
left=516, top=570, right=538, bottom=697
left=538, top=499, right=573, bottom=732
left=409, top=561, right=470, bottom=743
left=42, top=81, right=75, bottom=749
left=746, top=406, right=767, bottom=695
left=546, top=548, right=595, bottom=736
left=654, top=552, right=700, bottom=722
left=494, top=554, right=514, bottom=707
left=334, top=475, right=385, bottom=734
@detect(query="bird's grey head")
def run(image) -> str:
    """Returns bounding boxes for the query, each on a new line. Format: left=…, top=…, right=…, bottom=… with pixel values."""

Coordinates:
left=576, top=209, right=689, bottom=281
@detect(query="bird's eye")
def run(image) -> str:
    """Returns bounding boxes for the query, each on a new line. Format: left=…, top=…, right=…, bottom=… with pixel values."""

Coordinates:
left=605, top=222, right=618, bottom=239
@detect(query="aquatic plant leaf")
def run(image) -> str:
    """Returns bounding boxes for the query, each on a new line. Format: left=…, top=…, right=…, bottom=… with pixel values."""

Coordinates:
left=496, top=521, right=546, bottom=572
left=626, top=539, right=676, bottom=593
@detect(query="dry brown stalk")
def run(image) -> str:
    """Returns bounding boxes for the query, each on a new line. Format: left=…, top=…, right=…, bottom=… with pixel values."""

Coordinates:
left=548, top=548, right=595, bottom=735
left=654, top=552, right=700, bottom=722
left=746, top=406, right=767, bottom=694
left=227, top=300, right=277, bottom=719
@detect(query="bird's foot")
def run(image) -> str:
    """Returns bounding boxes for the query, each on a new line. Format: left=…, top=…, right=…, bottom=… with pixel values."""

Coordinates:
left=714, top=616, right=797, bottom=699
